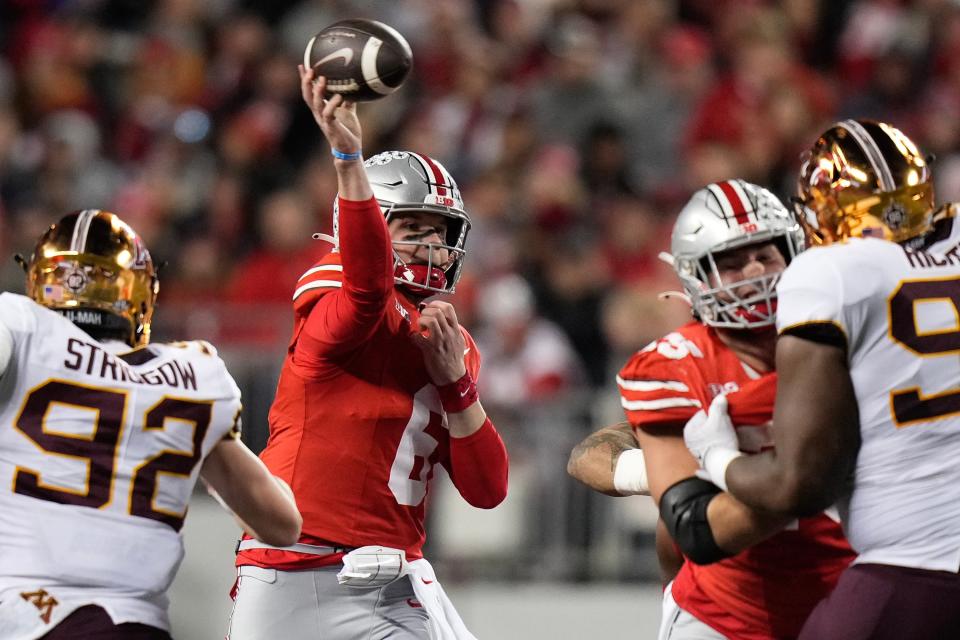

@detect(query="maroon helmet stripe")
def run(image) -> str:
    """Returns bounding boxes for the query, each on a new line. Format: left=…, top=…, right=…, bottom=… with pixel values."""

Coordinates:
left=417, top=153, right=448, bottom=196
left=717, top=181, right=750, bottom=225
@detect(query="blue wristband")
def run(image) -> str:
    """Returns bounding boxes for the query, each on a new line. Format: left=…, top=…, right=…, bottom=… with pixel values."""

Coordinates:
left=331, top=148, right=361, bottom=161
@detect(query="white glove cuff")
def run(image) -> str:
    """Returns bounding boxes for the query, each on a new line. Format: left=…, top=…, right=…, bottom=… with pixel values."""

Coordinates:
left=613, top=449, right=649, bottom=496
left=703, top=448, right=743, bottom=492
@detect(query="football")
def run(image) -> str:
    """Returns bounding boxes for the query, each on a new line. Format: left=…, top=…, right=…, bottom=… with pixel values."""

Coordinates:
left=304, top=19, right=413, bottom=102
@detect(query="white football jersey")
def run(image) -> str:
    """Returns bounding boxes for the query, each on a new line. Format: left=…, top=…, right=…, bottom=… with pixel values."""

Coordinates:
left=0, top=293, right=241, bottom=631
left=776, top=216, right=960, bottom=571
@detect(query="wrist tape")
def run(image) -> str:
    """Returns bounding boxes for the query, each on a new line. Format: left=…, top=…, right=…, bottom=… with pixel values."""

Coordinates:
left=613, top=449, right=649, bottom=496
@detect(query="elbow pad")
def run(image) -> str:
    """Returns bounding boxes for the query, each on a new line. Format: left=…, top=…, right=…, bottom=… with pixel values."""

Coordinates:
left=659, top=477, right=731, bottom=565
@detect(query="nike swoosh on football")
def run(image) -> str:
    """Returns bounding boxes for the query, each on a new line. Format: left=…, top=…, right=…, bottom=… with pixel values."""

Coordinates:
left=316, top=47, right=354, bottom=67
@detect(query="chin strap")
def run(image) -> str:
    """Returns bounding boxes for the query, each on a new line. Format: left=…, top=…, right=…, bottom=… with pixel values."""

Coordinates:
left=395, top=263, right=447, bottom=291
left=656, top=251, right=693, bottom=306
left=657, top=258, right=693, bottom=304
left=311, top=232, right=339, bottom=250
left=658, top=290, right=692, bottom=306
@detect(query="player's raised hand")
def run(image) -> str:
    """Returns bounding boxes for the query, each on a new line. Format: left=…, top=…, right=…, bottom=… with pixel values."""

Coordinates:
left=299, top=64, right=361, bottom=156
left=412, top=300, right=468, bottom=385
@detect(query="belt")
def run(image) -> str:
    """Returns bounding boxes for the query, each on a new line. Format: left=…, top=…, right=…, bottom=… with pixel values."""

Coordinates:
left=235, top=539, right=355, bottom=555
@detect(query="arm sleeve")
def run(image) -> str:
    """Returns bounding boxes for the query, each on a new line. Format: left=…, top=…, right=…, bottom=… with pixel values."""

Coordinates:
left=300, top=197, right=394, bottom=355
left=446, top=419, right=509, bottom=509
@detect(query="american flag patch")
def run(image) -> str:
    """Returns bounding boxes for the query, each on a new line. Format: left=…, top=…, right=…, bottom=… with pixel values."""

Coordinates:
left=43, top=284, right=63, bottom=301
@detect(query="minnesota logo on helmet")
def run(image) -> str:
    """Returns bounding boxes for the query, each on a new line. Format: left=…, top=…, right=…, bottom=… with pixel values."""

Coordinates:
left=24, top=209, right=159, bottom=347
left=796, top=119, right=935, bottom=246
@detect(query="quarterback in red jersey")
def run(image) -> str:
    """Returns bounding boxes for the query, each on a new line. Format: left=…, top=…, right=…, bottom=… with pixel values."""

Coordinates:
left=569, top=180, right=854, bottom=640
left=228, top=69, right=508, bottom=640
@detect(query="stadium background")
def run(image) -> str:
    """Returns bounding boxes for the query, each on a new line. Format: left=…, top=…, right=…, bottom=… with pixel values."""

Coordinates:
left=0, top=0, right=955, bottom=636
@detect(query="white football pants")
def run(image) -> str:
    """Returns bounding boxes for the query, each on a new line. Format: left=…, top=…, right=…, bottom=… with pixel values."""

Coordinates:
left=227, top=565, right=430, bottom=640
left=658, top=581, right=729, bottom=640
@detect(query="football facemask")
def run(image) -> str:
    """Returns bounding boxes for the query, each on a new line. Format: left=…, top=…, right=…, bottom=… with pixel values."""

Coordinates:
left=668, top=180, right=804, bottom=330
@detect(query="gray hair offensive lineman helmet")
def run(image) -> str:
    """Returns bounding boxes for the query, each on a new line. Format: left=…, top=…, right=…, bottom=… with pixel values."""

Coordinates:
left=670, top=180, right=804, bottom=329
left=329, top=150, right=470, bottom=296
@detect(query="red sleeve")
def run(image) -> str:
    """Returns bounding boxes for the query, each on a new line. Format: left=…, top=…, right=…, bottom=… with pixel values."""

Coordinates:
left=446, top=418, right=508, bottom=509
left=299, top=197, right=393, bottom=356
left=618, top=351, right=705, bottom=429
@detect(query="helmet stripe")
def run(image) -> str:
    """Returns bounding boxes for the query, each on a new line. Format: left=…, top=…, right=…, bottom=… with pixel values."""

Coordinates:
left=839, top=120, right=896, bottom=191
left=712, top=181, right=750, bottom=225
left=71, top=209, right=97, bottom=253
left=705, top=184, right=734, bottom=223
left=728, top=179, right=756, bottom=222
left=410, top=152, right=449, bottom=196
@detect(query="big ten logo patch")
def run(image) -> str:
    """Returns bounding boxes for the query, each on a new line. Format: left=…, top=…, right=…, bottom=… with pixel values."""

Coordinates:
left=707, top=381, right=740, bottom=399
left=21, top=588, right=58, bottom=623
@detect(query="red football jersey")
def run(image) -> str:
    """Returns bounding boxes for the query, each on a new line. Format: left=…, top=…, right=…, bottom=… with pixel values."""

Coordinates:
left=618, top=322, right=854, bottom=640
left=237, top=197, right=507, bottom=571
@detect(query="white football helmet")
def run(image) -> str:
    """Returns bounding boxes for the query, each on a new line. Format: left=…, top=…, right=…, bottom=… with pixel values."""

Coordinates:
left=327, top=150, right=470, bottom=296
left=669, top=180, right=805, bottom=329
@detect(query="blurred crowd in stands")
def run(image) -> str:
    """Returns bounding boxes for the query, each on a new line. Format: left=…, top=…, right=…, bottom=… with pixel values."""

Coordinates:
left=1, top=2, right=957, bottom=571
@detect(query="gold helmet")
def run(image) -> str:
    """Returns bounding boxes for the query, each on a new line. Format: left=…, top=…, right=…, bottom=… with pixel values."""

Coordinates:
left=25, top=209, right=159, bottom=347
left=796, top=119, right=935, bottom=246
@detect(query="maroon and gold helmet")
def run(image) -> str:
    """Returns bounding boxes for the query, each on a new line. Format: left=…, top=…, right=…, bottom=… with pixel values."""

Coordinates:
left=25, top=209, right=159, bottom=347
left=796, top=119, right=935, bottom=246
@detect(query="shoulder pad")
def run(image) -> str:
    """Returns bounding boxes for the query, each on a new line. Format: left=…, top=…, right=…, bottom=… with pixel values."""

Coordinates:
left=162, top=339, right=220, bottom=357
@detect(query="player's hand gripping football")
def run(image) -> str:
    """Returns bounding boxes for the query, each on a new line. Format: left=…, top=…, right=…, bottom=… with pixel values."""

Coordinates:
left=412, top=300, right=468, bottom=385
left=299, top=64, right=361, bottom=157
left=683, top=394, right=743, bottom=491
